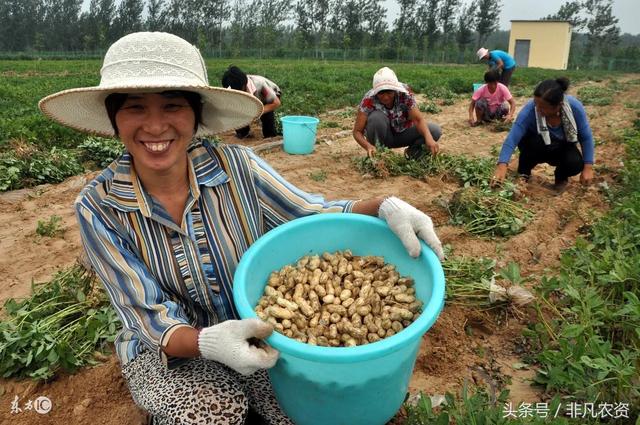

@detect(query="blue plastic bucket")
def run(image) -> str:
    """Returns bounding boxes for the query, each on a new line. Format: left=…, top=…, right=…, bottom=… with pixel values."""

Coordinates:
left=473, top=83, right=483, bottom=92
left=234, top=214, right=445, bottom=425
left=280, top=115, right=319, bottom=155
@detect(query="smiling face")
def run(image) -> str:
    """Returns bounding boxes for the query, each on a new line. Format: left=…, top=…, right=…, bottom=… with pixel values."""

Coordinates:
left=376, top=90, right=396, bottom=108
left=115, top=92, right=196, bottom=176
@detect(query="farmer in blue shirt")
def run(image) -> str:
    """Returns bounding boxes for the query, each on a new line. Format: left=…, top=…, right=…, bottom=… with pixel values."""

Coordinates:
left=477, top=48, right=517, bottom=86
left=491, top=77, right=595, bottom=191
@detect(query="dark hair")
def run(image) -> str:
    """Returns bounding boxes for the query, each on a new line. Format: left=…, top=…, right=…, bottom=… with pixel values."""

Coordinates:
left=484, top=70, right=499, bottom=83
left=533, top=77, right=570, bottom=106
left=221, top=65, right=248, bottom=91
left=104, top=90, right=203, bottom=135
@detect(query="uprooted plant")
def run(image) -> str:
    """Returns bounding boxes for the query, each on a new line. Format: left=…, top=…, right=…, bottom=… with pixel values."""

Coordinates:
left=0, top=263, right=119, bottom=380
left=443, top=257, right=535, bottom=309
left=443, top=186, right=533, bottom=237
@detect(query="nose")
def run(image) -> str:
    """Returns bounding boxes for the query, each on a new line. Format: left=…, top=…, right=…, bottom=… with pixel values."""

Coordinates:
left=141, top=106, right=169, bottom=135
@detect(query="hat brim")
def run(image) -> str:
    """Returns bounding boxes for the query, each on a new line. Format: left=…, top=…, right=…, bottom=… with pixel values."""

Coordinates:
left=38, top=84, right=263, bottom=138
left=372, top=83, right=408, bottom=96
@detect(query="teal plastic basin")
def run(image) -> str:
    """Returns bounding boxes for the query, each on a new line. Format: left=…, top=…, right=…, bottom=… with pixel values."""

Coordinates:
left=473, top=82, right=483, bottom=92
left=233, top=213, right=445, bottom=425
left=281, top=115, right=319, bottom=155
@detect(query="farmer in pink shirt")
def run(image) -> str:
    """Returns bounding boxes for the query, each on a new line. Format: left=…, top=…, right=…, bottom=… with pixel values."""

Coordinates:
left=468, top=70, right=516, bottom=126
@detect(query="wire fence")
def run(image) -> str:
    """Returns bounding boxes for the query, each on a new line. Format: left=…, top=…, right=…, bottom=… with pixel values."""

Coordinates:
left=1, top=49, right=639, bottom=71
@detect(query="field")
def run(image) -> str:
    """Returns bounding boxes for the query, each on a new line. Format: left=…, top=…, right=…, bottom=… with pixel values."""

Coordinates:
left=0, top=60, right=638, bottom=424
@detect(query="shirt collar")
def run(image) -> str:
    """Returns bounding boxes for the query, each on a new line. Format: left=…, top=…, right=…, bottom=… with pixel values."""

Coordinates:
left=102, top=139, right=229, bottom=215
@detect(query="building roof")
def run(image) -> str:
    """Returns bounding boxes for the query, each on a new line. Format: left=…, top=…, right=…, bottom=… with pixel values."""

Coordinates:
left=510, top=20, right=571, bottom=23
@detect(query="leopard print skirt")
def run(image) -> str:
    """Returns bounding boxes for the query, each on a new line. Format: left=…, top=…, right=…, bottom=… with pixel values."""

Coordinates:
left=122, top=350, right=294, bottom=425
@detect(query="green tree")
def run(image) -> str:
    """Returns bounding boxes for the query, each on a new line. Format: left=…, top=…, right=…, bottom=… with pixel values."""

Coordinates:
left=145, top=0, right=166, bottom=31
left=439, top=0, right=460, bottom=47
left=293, top=0, right=331, bottom=55
left=456, top=1, right=476, bottom=52
left=474, top=0, right=501, bottom=48
left=392, top=0, right=419, bottom=59
left=111, top=0, right=144, bottom=41
left=200, top=0, right=231, bottom=56
left=362, top=0, right=388, bottom=49
left=83, top=0, right=116, bottom=50
left=544, top=0, right=586, bottom=31
left=44, top=0, right=82, bottom=50
left=0, top=0, right=46, bottom=51
left=417, top=0, right=440, bottom=51
left=583, top=0, right=620, bottom=54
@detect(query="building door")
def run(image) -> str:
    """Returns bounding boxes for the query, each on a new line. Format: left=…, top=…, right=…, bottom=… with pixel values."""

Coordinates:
left=514, top=39, right=530, bottom=67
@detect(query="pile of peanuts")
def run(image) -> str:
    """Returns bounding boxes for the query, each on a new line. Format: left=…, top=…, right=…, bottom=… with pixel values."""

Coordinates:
left=254, top=250, right=423, bottom=347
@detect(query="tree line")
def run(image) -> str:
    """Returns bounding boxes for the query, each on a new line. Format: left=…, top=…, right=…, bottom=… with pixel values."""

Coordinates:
left=0, top=0, right=633, bottom=67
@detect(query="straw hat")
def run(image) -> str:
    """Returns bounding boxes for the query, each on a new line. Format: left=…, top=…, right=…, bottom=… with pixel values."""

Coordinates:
left=371, top=67, right=407, bottom=95
left=476, top=47, right=489, bottom=60
left=39, top=32, right=263, bottom=137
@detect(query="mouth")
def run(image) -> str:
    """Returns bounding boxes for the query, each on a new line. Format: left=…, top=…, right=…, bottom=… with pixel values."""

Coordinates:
left=140, top=140, right=172, bottom=153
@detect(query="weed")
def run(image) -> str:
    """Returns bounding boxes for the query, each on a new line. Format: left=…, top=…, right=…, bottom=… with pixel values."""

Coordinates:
left=309, top=169, right=327, bottom=182
left=36, top=215, right=63, bottom=237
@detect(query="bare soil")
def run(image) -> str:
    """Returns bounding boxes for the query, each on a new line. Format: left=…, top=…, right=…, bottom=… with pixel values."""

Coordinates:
left=1, top=76, right=638, bottom=424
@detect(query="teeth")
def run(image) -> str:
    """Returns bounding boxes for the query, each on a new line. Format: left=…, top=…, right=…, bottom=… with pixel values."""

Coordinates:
left=144, top=141, right=170, bottom=152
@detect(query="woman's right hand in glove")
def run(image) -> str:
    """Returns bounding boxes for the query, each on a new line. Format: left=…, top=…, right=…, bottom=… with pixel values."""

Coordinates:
left=198, top=318, right=279, bottom=376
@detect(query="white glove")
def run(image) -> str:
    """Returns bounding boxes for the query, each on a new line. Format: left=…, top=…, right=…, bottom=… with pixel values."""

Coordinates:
left=198, top=318, right=279, bottom=376
left=378, top=196, right=445, bottom=261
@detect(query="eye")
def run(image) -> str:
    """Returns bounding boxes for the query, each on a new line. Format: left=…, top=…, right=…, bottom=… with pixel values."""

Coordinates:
left=122, top=103, right=144, bottom=111
left=164, top=103, right=187, bottom=112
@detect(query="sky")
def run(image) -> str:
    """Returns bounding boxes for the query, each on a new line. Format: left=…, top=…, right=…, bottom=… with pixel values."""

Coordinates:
left=382, top=0, right=639, bottom=35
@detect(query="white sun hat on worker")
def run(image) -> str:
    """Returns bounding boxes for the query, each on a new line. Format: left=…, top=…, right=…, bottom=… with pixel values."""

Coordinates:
left=372, top=67, right=408, bottom=95
left=38, top=32, right=263, bottom=137
left=476, top=47, right=489, bottom=60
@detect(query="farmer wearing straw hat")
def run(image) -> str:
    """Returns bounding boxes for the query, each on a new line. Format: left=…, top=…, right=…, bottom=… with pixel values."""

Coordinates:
left=39, top=32, right=445, bottom=425
left=477, top=47, right=517, bottom=86
left=222, top=65, right=282, bottom=139
left=353, top=66, right=442, bottom=160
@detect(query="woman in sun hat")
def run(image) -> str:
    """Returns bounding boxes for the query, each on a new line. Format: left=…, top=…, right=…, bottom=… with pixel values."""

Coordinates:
left=352, top=66, right=442, bottom=160
left=39, top=32, right=446, bottom=424
left=477, top=47, right=517, bottom=86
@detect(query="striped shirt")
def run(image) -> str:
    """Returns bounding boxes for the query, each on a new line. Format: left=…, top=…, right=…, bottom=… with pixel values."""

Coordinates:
left=75, top=140, right=354, bottom=369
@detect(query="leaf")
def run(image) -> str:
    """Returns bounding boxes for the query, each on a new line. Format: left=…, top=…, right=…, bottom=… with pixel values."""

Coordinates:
left=511, top=362, right=529, bottom=370
left=76, top=290, right=86, bottom=303
left=47, top=350, right=59, bottom=363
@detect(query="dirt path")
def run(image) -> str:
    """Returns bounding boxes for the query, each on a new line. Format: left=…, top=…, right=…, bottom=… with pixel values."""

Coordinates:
left=1, top=76, right=638, bottom=424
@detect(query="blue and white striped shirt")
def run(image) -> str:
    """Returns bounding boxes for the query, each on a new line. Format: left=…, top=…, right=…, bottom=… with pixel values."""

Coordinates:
left=75, top=140, right=354, bottom=368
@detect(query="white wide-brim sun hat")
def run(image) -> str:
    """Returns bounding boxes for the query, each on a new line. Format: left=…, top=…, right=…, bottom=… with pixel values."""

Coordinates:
left=371, top=66, right=408, bottom=95
left=39, top=32, right=263, bottom=138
